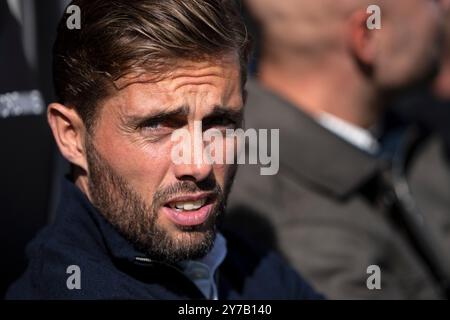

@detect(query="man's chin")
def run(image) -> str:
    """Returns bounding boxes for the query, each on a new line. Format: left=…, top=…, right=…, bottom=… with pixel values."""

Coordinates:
left=146, top=228, right=216, bottom=264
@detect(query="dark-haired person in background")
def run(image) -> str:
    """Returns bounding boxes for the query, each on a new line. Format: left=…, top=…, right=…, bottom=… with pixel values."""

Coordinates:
left=227, top=0, right=450, bottom=299
left=6, top=0, right=321, bottom=300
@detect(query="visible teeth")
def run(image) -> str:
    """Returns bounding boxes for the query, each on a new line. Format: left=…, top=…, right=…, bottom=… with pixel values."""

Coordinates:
left=170, top=199, right=206, bottom=211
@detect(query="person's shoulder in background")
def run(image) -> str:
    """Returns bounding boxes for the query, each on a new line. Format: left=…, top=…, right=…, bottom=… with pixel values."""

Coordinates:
left=219, top=227, right=325, bottom=300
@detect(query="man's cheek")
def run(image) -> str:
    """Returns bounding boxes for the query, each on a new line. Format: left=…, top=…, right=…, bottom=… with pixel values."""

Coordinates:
left=119, top=146, right=170, bottom=178
left=118, top=161, right=166, bottom=206
left=213, top=164, right=232, bottom=187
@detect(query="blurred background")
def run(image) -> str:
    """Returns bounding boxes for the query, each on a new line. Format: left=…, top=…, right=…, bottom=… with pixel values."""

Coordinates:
left=0, top=0, right=70, bottom=297
left=1, top=0, right=450, bottom=298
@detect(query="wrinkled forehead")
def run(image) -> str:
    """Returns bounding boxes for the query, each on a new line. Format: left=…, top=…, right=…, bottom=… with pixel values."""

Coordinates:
left=103, top=56, right=244, bottom=120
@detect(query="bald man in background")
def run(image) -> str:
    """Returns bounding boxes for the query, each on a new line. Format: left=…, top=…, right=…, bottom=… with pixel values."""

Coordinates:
left=435, top=13, right=450, bottom=101
left=227, top=0, right=450, bottom=299
left=434, top=10, right=450, bottom=100
left=394, top=8, right=450, bottom=149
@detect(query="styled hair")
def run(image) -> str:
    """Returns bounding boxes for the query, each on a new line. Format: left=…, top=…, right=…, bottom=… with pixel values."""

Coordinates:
left=53, top=0, right=251, bottom=129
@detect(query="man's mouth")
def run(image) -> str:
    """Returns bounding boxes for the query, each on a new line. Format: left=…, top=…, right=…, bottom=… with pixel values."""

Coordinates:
left=162, top=194, right=215, bottom=227
left=168, top=198, right=208, bottom=211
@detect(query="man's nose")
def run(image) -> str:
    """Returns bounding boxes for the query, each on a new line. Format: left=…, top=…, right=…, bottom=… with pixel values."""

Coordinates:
left=173, top=131, right=214, bottom=181
left=173, top=160, right=214, bottom=182
left=171, top=121, right=216, bottom=182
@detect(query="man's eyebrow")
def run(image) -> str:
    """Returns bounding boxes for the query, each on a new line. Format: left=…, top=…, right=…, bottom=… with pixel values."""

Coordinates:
left=203, top=105, right=244, bottom=123
left=124, top=105, right=190, bottom=127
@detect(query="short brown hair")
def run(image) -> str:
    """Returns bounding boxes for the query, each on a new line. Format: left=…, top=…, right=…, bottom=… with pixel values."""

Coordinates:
left=53, top=0, right=251, bottom=130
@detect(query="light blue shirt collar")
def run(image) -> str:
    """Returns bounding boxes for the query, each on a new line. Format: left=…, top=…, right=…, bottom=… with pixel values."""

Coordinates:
left=178, top=233, right=227, bottom=300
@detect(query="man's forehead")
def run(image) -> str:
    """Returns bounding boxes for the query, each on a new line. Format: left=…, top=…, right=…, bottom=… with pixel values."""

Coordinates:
left=116, top=55, right=241, bottom=89
left=108, top=59, right=243, bottom=119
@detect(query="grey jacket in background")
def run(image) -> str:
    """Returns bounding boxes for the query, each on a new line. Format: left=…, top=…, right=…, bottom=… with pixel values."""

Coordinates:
left=226, top=79, right=450, bottom=299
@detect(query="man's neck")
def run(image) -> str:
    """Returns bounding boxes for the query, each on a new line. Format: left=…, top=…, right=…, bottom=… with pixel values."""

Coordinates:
left=258, top=53, right=382, bottom=129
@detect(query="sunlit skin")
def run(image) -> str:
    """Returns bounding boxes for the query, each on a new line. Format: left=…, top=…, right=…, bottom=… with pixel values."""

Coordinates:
left=48, top=54, right=244, bottom=249
left=246, top=0, right=446, bottom=128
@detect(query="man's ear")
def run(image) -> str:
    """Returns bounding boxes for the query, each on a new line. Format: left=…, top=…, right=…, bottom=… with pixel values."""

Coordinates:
left=47, top=103, right=88, bottom=172
left=347, top=9, right=378, bottom=66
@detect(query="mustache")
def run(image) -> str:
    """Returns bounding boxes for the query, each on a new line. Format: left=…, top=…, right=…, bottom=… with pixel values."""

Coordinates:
left=152, top=178, right=223, bottom=207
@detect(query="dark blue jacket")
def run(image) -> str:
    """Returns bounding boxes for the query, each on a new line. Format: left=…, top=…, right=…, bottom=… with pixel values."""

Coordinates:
left=6, top=179, right=322, bottom=300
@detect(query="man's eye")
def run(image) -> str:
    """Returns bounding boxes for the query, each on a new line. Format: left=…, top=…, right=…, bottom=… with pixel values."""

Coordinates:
left=138, top=117, right=185, bottom=133
left=142, top=122, right=164, bottom=130
left=139, top=121, right=175, bottom=137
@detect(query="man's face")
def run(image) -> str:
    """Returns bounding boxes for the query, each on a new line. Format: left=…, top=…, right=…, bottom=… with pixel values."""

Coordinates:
left=377, top=0, right=446, bottom=90
left=84, top=55, right=243, bottom=264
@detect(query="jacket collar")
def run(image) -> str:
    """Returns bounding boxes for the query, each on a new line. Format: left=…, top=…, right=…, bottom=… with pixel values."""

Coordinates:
left=56, top=178, right=150, bottom=263
left=245, top=79, right=382, bottom=198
